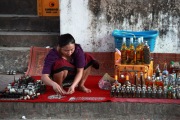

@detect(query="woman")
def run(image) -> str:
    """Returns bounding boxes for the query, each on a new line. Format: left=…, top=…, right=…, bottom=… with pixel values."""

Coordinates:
left=41, top=33, right=99, bottom=95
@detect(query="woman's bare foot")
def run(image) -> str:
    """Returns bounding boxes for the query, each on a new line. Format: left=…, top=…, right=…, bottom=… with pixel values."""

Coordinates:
left=78, top=86, right=91, bottom=93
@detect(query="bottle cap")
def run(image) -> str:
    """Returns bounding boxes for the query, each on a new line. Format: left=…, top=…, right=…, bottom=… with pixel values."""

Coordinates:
left=123, top=37, right=126, bottom=43
left=130, top=37, right=133, bottom=41
left=170, top=61, right=174, bottom=64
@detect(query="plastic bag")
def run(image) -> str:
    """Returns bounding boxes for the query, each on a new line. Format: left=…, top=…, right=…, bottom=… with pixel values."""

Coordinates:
left=98, top=73, right=115, bottom=90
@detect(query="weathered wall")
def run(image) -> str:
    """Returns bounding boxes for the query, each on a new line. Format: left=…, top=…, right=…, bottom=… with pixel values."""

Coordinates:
left=60, top=0, right=180, bottom=53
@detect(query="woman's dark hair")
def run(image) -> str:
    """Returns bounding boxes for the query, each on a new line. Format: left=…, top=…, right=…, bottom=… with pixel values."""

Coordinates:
left=58, top=33, right=75, bottom=47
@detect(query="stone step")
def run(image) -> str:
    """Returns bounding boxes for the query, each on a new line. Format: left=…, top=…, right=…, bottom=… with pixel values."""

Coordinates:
left=0, top=32, right=59, bottom=47
left=0, top=102, right=179, bottom=119
left=0, top=0, right=37, bottom=15
left=0, top=14, right=60, bottom=32
left=0, top=47, right=30, bottom=73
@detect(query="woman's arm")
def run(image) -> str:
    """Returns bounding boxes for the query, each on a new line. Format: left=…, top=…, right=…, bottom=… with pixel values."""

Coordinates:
left=41, top=74, right=67, bottom=95
left=73, top=68, right=84, bottom=87
left=67, top=68, right=84, bottom=94
left=41, top=74, right=54, bottom=86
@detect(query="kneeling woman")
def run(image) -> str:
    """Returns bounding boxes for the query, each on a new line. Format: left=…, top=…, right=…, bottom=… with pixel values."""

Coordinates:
left=41, top=33, right=99, bottom=95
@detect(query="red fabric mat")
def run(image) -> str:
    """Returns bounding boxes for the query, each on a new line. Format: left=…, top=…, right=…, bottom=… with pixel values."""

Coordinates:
left=25, top=46, right=51, bottom=76
left=0, top=76, right=180, bottom=104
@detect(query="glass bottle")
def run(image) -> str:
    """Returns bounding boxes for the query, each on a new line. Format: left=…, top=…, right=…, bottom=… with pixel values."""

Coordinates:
left=146, top=76, right=152, bottom=87
left=155, top=64, right=161, bottom=77
left=169, top=74, right=176, bottom=87
left=172, top=87, right=177, bottom=99
left=176, top=85, right=180, bottom=99
left=125, top=85, right=131, bottom=98
left=134, top=72, right=138, bottom=86
left=152, top=86, right=157, bottom=98
left=141, top=85, right=147, bottom=98
left=140, top=37, right=145, bottom=64
left=136, top=85, right=141, bottom=98
left=113, top=75, right=121, bottom=87
left=140, top=72, right=145, bottom=88
left=136, top=37, right=143, bottom=64
left=176, top=76, right=180, bottom=86
left=121, top=37, right=127, bottom=64
left=140, top=37, right=145, bottom=48
left=115, top=75, right=118, bottom=81
left=157, top=86, right=163, bottom=99
left=121, top=85, right=126, bottom=98
left=163, top=86, right=168, bottom=99
left=110, top=85, right=116, bottom=97
left=147, top=86, right=152, bottom=98
left=119, top=74, right=125, bottom=85
left=131, top=84, right=136, bottom=98
left=169, top=61, right=174, bottom=74
left=127, top=37, right=135, bottom=64
left=162, top=62, right=169, bottom=76
left=143, top=41, right=151, bottom=64
left=155, top=77, right=160, bottom=87
left=111, top=74, right=119, bottom=97
left=167, top=86, right=172, bottom=99
left=117, top=85, right=122, bottom=98
left=125, top=75, right=131, bottom=86
left=116, top=85, right=120, bottom=97
left=163, top=77, right=169, bottom=87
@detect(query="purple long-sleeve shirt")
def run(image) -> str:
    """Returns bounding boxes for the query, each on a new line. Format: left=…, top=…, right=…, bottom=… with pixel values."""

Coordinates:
left=42, top=44, right=85, bottom=74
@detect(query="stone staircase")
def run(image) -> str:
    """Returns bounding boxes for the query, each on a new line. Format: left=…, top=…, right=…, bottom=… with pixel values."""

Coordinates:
left=0, top=0, right=60, bottom=73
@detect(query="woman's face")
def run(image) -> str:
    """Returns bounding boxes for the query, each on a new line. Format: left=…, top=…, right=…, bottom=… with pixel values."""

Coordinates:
left=60, top=43, right=75, bottom=57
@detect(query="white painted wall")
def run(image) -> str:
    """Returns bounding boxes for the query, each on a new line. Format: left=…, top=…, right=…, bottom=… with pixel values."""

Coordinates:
left=60, top=0, right=94, bottom=51
left=59, top=0, right=180, bottom=53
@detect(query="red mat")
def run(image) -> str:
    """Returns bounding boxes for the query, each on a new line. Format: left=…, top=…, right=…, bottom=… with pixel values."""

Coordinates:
left=0, top=76, right=180, bottom=104
left=25, top=46, right=51, bottom=76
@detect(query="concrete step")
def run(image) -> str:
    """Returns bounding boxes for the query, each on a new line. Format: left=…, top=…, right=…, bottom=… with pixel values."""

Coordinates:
left=0, top=15, right=60, bottom=32
left=0, top=73, right=24, bottom=91
left=0, top=31, right=59, bottom=47
left=0, top=102, right=179, bottom=119
left=0, top=0, right=37, bottom=15
left=0, top=47, right=30, bottom=73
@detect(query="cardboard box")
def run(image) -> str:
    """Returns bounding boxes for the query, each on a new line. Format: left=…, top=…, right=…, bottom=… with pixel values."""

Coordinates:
left=37, top=0, right=60, bottom=16
left=114, top=52, right=153, bottom=79
left=115, top=61, right=153, bottom=77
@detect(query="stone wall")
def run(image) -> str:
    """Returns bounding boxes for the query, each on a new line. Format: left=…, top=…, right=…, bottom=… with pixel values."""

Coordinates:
left=60, top=0, right=180, bottom=53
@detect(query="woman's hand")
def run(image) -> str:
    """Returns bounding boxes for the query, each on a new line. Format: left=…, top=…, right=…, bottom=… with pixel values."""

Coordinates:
left=41, top=74, right=67, bottom=95
left=52, top=82, right=67, bottom=95
left=66, top=68, right=83, bottom=94
left=67, top=85, right=75, bottom=94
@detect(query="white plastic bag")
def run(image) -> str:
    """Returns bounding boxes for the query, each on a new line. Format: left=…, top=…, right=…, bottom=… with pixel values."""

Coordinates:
left=98, top=73, right=115, bottom=90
